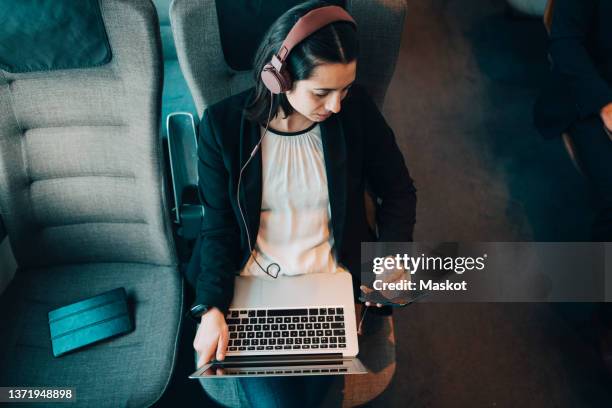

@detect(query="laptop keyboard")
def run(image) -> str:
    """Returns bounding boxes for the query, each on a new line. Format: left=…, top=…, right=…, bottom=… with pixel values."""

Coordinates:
left=225, top=307, right=347, bottom=352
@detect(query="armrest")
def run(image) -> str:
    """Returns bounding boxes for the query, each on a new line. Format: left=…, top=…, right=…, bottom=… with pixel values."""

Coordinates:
left=0, top=214, right=5, bottom=242
left=166, top=112, right=203, bottom=239
left=0, top=215, right=17, bottom=296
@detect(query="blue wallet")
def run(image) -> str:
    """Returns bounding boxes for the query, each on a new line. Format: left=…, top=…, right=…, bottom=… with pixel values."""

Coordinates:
left=48, top=287, right=134, bottom=357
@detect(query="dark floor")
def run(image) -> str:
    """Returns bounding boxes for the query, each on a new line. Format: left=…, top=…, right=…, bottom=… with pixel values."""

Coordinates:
left=154, top=0, right=612, bottom=407
left=385, top=0, right=593, bottom=242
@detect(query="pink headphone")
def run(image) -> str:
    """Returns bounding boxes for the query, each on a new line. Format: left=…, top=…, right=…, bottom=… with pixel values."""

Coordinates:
left=260, top=5, right=357, bottom=94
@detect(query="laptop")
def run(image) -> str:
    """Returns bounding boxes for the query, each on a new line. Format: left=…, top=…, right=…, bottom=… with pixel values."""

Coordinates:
left=189, top=271, right=367, bottom=378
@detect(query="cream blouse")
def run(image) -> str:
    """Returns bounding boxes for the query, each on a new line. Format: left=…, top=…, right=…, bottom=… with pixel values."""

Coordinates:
left=240, top=123, right=339, bottom=278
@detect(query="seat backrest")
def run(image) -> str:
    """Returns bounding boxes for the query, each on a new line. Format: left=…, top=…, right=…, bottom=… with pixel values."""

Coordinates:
left=0, top=0, right=177, bottom=269
left=170, top=0, right=407, bottom=118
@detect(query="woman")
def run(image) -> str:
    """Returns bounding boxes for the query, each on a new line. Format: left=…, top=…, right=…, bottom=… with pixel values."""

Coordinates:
left=187, top=1, right=416, bottom=406
left=534, top=0, right=612, bottom=240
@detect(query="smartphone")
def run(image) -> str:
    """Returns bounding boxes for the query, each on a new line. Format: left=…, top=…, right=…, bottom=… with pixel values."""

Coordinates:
left=358, top=289, right=430, bottom=307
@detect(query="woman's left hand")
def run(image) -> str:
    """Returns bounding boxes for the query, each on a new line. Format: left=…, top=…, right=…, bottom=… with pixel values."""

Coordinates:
left=360, top=285, right=384, bottom=308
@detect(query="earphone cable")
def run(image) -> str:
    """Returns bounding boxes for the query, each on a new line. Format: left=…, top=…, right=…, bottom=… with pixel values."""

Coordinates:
left=236, top=90, right=280, bottom=278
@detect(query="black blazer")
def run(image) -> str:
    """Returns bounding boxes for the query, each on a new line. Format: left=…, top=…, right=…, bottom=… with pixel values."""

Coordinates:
left=534, top=0, right=612, bottom=138
left=186, top=85, right=417, bottom=314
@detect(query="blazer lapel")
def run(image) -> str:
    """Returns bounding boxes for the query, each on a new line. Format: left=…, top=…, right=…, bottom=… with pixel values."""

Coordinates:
left=239, top=116, right=263, bottom=247
left=321, top=115, right=347, bottom=253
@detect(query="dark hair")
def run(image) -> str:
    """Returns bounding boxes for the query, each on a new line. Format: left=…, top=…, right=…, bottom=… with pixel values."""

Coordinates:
left=245, top=1, right=359, bottom=124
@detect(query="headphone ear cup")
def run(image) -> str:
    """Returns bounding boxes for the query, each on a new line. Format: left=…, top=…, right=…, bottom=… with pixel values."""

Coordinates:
left=261, top=63, right=284, bottom=94
left=261, top=63, right=293, bottom=94
left=278, top=68, right=292, bottom=93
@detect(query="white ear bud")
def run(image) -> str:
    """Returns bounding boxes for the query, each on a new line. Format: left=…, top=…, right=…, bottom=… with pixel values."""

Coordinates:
left=250, top=144, right=260, bottom=158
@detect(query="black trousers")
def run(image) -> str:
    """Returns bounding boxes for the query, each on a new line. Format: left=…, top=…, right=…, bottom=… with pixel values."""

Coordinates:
left=569, top=116, right=612, bottom=241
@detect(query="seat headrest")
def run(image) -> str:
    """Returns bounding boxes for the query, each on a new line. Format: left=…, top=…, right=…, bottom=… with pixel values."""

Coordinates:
left=216, top=0, right=344, bottom=71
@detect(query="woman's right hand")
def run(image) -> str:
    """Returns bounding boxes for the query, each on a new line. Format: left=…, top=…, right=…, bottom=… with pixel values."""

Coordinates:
left=193, top=307, right=229, bottom=368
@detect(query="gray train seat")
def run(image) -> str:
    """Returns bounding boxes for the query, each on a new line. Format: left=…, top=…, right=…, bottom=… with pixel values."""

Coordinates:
left=0, top=1, right=183, bottom=406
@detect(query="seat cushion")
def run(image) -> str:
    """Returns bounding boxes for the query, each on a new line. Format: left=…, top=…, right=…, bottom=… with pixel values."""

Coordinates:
left=342, top=308, right=396, bottom=407
left=0, top=263, right=183, bottom=407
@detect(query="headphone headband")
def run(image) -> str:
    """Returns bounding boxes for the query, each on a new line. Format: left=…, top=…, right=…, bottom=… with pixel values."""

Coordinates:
left=261, top=5, right=357, bottom=94
left=277, top=5, right=356, bottom=63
